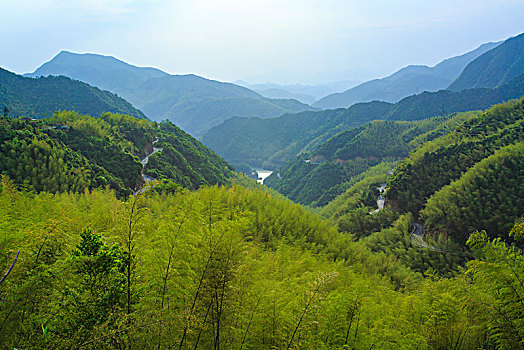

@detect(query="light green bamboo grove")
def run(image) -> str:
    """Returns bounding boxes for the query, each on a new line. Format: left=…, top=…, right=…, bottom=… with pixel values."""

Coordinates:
left=0, top=176, right=522, bottom=349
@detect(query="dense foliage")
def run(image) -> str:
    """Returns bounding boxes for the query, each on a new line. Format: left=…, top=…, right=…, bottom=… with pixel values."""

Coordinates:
left=0, top=111, right=234, bottom=196
left=0, top=117, right=128, bottom=195
left=0, top=178, right=522, bottom=349
left=48, top=112, right=144, bottom=192
left=421, top=143, right=523, bottom=243
left=145, top=121, right=234, bottom=189
left=388, top=98, right=524, bottom=217
left=0, top=68, right=146, bottom=119
left=264, top=116, right=464, bottom=207
left=203, top=74, right=524, bottom=168
left=308, top=100, right=523, bottom=278
left=2, top=38, right=523, bottom=350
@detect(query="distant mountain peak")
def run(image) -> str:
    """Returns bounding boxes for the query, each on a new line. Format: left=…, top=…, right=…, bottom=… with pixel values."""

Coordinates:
left=313, top=38, right=502, bottom=109
left=26, top=51, right=314, bottom=136
left=36, top=51, right=169, bottom=77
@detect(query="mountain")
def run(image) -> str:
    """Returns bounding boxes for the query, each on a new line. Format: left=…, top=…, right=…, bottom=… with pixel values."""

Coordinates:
left=28, top=51, right=315, bottom=136
left=202, top=73, right=524, bottom=169
left=27, top=51, right=169, bottom=91
left=421, top=142, right=523, bottom=244
left=309, top=99, right=524, bottom=285
left=387, top=98, right=523, bottom=243
left=2, top=71, right=523, bottom=350
left=448, top=32, right=524, bottom=91
left=0, top=67, right=146, bottom=119
left=263, top=117, right=460, bottom=207
left=313, top=41, right=500, bottom=109
left=248, top=87, right=317, bottom=105
left=236, top=80, right=361, bottom=104
left=242, top=67, right=382, bottom=85
left=2, top=101, right=523, bottom=350
left=0, top=111, right=233, bottom=197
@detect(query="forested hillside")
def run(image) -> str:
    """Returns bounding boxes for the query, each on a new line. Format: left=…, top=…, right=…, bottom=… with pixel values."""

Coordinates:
left=264, top=115, right=472, bottom=207
left=203, top=74, right=524, bottom=169
left=305, top=100, right=524, bottom=281
left=0, top=111, right=234, bottom=196
left=448, top=32, right=524, bottom=91
left=0, top=68, right=146, bottom=119
left=1, top=175, right=523, bottom=349
left=0, top=85, right=522, bottom=350
left=0, top=118, right=129, bottom=195
left=387, top=98, right=524, bottom=242
left=28, top=52, right=315, bottom=136
left=421, top=143, right=523, bottom=243
left=1, top=26, right=523, bottom=350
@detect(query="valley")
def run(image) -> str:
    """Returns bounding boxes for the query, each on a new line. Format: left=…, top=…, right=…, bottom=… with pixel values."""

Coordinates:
left=0, top=19, right=523, bottom=350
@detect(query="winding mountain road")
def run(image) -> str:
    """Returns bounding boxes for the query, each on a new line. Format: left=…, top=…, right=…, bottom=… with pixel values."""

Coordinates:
left=140, top=139, right=163, bottom=166
left=410, top=222, right=445, bottom=252
left=134, top=138, right=163, bottom=195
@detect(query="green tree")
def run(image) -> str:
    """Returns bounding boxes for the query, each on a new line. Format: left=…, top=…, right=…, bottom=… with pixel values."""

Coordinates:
left=59, top=228, right=127, bottom=346
left=465, top=228, right=524, bottom=349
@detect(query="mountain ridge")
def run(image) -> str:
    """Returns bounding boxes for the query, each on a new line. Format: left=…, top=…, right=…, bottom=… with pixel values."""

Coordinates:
left=0, top=67, right=146, bottom=119
left=203, top=73, right=524, bottom=169
left=313, top=41, right=501, bottom=109
left=27, top=51, right=315, bottom=136
left=448, top=32, right=524, bottom=91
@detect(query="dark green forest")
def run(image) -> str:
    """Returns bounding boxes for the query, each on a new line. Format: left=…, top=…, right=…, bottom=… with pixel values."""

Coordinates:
left=0, top=111, right=233, bottom=197
left=421, top=143, right=523, bottom=244
left=0, top=68, right=146, bottom=119
left=264, top=114, right=475, bottom=207
left=312, top=99, right=523, bottom=244
left=203, top=72, right=524, bottom=169
left=388, top=98, right=523, bottom=220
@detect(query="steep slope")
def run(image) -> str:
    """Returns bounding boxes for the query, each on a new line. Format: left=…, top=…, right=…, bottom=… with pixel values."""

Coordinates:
left=28, top=51, right=315, bottom=135
left=313, top=41, right=500, bottom=109
left=387, top=98, right=524, bottom=233
left=297, top=99, right=523, bottom=252
left=421, top=142, right=523, bottom=243
left=202, top=74, right=524, bottom=169
left=448, top=32, right=524, bottom=91
left=26, top=50, right=168, bottom=92
left=0, top=68, right=146, bottom=119
left=0, top=111, right=234, bottom=196
left=0, top=117, right=139, bottom=196
left=264, top=117, right=458, bottom=206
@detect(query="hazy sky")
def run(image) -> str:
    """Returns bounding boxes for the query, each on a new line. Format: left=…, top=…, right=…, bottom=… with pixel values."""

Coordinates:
left=1, top=0, right=523, bottom=84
